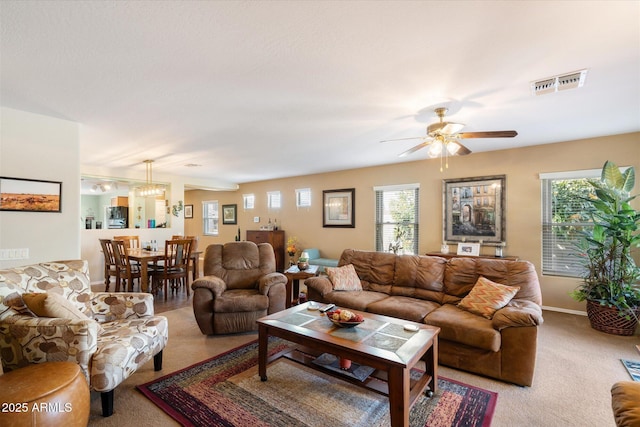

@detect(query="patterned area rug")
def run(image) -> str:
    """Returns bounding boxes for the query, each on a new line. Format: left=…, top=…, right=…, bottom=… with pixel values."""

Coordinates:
left=137, top=338, right=497, bottom=427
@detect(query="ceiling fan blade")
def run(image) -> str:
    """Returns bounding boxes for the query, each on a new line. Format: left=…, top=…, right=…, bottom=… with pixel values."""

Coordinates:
left=456, top=131, right=518, bottom=139
left=399, top=141, right=431, bottom=157
left=455, top=142, right=472, bottom=155
left=380, top=136, right=425, bottom=143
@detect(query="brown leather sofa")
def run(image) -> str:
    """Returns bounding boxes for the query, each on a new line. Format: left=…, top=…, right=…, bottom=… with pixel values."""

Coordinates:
left=611, top=381, right=640, bottom=426
left=191, top=242, right=287, bottom=334
left=305, top=249, right=544, bottom=386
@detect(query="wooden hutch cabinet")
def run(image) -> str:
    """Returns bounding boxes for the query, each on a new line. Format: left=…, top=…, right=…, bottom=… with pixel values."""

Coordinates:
left=246, top=230, right=285, bottom=272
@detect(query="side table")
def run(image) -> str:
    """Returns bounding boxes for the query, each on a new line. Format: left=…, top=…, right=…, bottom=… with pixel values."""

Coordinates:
left=284, top=264, right=320, bottom=308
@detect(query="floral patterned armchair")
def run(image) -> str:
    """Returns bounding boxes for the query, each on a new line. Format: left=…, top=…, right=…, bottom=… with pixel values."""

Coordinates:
left=0, top=260, right=168, bottom=417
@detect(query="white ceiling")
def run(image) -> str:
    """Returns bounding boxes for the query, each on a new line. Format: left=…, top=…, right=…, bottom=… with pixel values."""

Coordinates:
left=2, top=1, right=639, bottom=187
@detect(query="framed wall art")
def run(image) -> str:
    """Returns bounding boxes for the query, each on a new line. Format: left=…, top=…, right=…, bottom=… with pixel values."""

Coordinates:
left=184, top=204, right=193, bottom=219
left=323, top=188, right=355, bottom=228
left=0, top=176, right=62, bottom=213
left=222, top=204, right=237, bottom=225
left=442, top=175, right=505, bottom=244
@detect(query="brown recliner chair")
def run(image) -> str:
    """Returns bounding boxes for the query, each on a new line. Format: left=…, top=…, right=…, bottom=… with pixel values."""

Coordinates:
left=191, top=241, right=287, bottom=334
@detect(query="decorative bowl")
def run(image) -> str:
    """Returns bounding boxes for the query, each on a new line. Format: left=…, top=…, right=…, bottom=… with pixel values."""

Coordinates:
left=297, top=261, right=309, bottom=270
left=326, top=310, right=364, bottom=328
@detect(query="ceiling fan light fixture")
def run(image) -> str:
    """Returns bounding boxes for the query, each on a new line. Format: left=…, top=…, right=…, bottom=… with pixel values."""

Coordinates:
left=446, top=141, right=461, bottom=155
left=428, top=140, right=443, bottom=158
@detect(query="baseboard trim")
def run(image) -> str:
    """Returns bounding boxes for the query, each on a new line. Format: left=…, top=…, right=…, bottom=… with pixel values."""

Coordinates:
left=542, top=305, right=586, bottom=316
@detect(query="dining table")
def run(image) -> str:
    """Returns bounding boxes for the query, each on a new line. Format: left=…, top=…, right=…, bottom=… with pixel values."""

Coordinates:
left=126, top=248, right=202, bottom=293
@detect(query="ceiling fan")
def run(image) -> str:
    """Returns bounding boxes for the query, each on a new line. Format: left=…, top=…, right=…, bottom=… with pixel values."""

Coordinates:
left=380, top=107, right=517, bottom=169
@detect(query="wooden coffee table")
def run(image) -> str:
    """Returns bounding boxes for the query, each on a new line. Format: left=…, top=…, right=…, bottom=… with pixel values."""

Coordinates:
left=257, top=303, right=440, bottom=427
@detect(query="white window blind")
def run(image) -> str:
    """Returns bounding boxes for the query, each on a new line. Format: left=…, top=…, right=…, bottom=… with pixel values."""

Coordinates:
left=540, top=169, right=600, bottom=277
left=296, top=188, right=311, bottom=208
left=267, top=191, right=281, bottom=209
left=202, top=200, right=219, bottom=236
left=374, top=184, right=419, bottom=254
left=243, top=194, right=255, bottom=209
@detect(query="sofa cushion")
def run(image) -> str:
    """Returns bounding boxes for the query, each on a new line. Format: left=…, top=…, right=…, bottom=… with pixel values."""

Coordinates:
left=458, top=276, right=520, bottom=319
left=339, top=249, right=396, bottom=294
left=365, top=296, right=441, bottom=323
left=321, top=290, right=388, bottom=312
left=93, top=316, right=168, bottom=392
left=392, top=255, right=446, bottom=303
left=326, top=264, right=362, bottom=291
left=424, top=304, right=501, bottom=352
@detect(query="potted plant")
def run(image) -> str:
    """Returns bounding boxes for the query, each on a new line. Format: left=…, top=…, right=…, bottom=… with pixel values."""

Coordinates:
left=571, top=161, right=640, bottom=335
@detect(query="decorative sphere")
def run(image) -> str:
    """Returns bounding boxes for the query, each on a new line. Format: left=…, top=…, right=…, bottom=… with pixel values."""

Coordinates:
left=297, top=261, right=309, bottom=270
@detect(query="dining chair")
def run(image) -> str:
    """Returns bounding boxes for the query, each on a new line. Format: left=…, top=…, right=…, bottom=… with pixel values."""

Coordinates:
left=112, top=239, right=142, bottom=292
left=172, top=235, right=199, bottom=279
left=113, top=235, right=142, bottom=268
left=149, top=239, right=193, bottom=301
left=99, top=239, right=118, bottom=292
left=113, top=235, right=140, bottom=250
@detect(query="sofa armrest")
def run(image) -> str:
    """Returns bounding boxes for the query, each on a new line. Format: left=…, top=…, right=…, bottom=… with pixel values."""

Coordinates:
left=305, top=276, right=333, bottom=298
left=90, top=292, right=156, bottom=321
left=612, top=381, right=640, bottom=427
left=492, top=299, right=544, bottom=330
left=258, top=272, right=287, bottom=295
left=191, top=276, right=227, bottom=297
left=0, top=315, right=99, bottom=378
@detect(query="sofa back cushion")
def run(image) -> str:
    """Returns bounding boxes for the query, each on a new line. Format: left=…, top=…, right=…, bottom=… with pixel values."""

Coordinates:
left=339, top=249, right=396, bottom=294
left=203, top=242, right=276, bottom=290
left=442, top=258, right=542, bottom=305
left=0, top=260, right=92, bottom=320
left=392, top=255, right=446, bottom=303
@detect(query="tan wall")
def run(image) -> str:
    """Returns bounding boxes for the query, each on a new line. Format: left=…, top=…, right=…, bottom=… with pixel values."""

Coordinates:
left=185, top=133, right=640, bottom=312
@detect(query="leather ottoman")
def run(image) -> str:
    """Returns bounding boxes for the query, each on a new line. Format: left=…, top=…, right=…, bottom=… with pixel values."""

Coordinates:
left=0, top=362, right=90, bottom=427
left=611, top=381, right=640, bottom=427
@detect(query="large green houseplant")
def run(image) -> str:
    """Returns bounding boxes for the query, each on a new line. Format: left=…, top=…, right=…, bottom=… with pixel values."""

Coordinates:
left=571, top=161, right=640, bottom=335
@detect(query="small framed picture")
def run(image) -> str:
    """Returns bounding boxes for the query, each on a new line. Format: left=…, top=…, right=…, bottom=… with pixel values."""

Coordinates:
left=457, top=243, right=480, bottom=256
left=184, top=204, right=193, bottom=219
left=222, top=204, right=237, bottom=225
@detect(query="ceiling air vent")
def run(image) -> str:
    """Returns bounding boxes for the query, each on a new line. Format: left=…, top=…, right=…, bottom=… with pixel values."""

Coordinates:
left=531, top=69, right=588, bottom=96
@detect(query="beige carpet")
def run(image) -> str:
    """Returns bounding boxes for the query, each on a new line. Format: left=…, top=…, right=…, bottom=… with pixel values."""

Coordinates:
left=88, top=306, right=639, bottom=427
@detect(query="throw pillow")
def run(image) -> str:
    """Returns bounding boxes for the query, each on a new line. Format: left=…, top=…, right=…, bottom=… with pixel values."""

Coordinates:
left=22, top=292, right=101, bottom=331
left=458, top=276, right=520, bottom=319
left=325, top=264, right=362, bottom=291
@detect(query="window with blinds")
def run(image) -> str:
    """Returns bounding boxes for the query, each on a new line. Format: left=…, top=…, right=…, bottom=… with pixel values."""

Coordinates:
left=202, top=200, right=219, bottom=236
left=296, top=188, right=311, bottom=208
left=267, top=191, right=281, bottom=209
left=374, top=184, right=419, bottom=254
left=541, top=170, right=599, bottom=277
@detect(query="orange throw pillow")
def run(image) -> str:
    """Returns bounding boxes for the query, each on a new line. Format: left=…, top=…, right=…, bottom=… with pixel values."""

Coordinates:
left=458, top=276, right=520, bottom=319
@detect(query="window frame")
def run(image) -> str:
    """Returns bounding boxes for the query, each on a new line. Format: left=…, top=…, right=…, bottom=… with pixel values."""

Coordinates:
left=267, top=191, right=281, bottom=209
left=202, top=200, right=219, bottom=236
left=374, top=183, right=420, bottom=255
left=540, top=168, right=601, bottom=278
left=243, top=194, right=255, bottom=210
left=296, top=188, right=311, bottom=208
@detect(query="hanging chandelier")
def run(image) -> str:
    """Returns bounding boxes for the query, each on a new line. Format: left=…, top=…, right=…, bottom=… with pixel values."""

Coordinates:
left=137, top=160, right=165, bottom=197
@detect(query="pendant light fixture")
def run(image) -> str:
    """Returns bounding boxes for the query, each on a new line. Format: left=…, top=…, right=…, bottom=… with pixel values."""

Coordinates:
left=137, top=160, right=165, bottom=197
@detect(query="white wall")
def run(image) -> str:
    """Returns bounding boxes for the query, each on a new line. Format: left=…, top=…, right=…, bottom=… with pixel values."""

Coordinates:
left=0, top=107, right=80, bottom=268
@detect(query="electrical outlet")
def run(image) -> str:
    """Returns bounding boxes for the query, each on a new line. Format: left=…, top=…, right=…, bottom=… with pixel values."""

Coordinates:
left=254, top=217, right=260, bottom=223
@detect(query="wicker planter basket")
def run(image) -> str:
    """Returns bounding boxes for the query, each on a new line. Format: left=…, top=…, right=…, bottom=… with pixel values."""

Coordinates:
left=586, top=300, right=639, bottom=336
